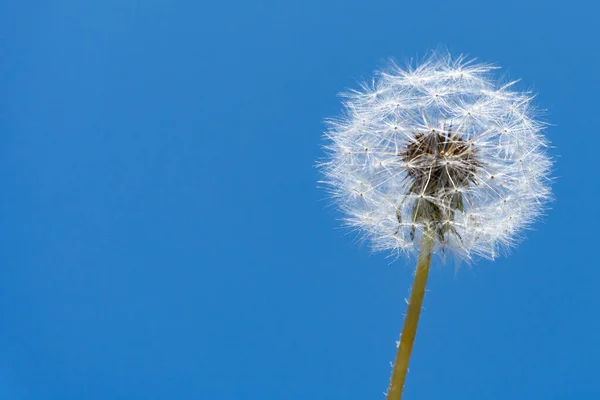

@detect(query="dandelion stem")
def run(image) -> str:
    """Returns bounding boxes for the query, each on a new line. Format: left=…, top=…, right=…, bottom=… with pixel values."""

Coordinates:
left=386, top=233, right=434, bottom=400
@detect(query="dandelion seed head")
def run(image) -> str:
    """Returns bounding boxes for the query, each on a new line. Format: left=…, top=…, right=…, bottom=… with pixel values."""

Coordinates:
left=319, top=52, right=552, bottom=261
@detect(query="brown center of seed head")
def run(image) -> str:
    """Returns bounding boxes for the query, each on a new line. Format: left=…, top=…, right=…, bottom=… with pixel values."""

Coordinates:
left=398, top=131, right=480, bottom=243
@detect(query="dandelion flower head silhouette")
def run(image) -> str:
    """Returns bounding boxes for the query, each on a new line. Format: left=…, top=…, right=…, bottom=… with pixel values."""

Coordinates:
left=320, top=52, right=552, bottom=261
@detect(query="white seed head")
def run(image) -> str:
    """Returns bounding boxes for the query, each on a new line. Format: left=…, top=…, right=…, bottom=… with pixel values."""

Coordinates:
left=319, top=52, right=552, bottom=261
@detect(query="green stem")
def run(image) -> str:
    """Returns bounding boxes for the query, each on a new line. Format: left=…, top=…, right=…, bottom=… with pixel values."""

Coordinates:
left=386, top=233, right=434, bottom=400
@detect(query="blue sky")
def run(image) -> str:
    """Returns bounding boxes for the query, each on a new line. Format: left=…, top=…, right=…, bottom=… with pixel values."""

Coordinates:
left=1, top=1, right=598, bottom=399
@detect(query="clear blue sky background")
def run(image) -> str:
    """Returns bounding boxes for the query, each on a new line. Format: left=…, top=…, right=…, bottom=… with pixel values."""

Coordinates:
left=0, top=1, right=598, bottom=399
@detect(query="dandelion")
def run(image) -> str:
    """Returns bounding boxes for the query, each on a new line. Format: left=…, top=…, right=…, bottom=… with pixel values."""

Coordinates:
left=318, top=52, right=552, bottom=399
